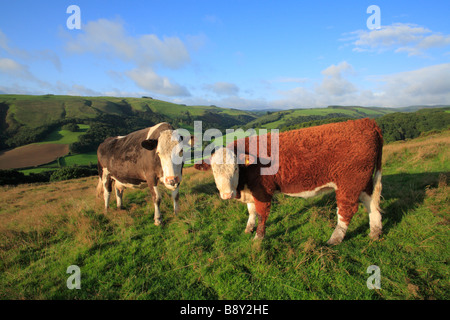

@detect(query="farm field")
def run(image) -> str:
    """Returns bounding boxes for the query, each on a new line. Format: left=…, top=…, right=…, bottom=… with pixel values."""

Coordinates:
left=0, top=144, right=69, bottom=170
left=0, top=130, right=448, bottom=300
left=0, top=124, right=90, bottom=171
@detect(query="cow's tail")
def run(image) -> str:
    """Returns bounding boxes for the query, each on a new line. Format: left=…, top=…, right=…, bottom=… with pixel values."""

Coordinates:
left=96, top=177, right=104, bottom=198
left=371, top=126, right=383, bottom=214
left=96, top=162, right=104, bottom=199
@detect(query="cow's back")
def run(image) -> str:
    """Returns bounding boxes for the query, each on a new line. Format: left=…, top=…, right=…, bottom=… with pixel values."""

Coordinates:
left=238, top=118, right=383, bottom=194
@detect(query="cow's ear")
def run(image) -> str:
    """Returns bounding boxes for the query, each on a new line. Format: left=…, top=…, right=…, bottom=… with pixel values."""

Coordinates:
left=188, top=135, right=195, bottom=147
left=179, top=134, right=196, bottom=146
left=194, top=161, right=211, bottom=171
left=141, top=139, right=158, bottom=150
left=238, top=153, right=257, bottom=166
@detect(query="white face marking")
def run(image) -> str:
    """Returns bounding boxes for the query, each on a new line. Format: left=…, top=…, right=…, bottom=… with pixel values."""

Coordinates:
left=156, top=130, right=184, bottom=190
left=210, top=148, right=239, bottom=199
left=285, top=182, right=337, bottom=199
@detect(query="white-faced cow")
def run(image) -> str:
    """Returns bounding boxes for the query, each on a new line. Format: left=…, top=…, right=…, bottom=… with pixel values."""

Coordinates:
left=97, top=122, right=192, bottom=225
left=195, top=118, right=383, bottom=245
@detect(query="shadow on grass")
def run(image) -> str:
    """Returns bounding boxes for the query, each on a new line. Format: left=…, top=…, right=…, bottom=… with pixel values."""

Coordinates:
left=379, top=171, right=448, bottom=235
left=190, top=180, right=217, bottom=195
left=187, top=171, right=448, bottom=244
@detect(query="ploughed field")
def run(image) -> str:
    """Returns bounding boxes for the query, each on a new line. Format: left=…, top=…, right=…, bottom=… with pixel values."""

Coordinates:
left=0, top=131, right=448, bottom=299
left=0, top=144, right=69, bottom=170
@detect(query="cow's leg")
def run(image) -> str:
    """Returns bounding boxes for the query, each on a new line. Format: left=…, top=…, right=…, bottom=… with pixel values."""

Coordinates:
left=115, top=186, right=124, bottom=209
left=150, top=185, right=162, bottom=226
left=102, top=170, right=112, bottom=211
left=254, top=200, right=272, bottom=240
left=245, top=203, right=257, bottom=234
left=327, top=193, right=359, bottom=245
left=172, top=188, right=180, bottom=214
left=360, top=172, right=383, bottom=240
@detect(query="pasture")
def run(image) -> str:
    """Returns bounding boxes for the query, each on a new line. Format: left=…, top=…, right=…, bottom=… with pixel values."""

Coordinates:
left=0, top=131, right=448, bottom=300
left=0, top=124, right=92, bottom=172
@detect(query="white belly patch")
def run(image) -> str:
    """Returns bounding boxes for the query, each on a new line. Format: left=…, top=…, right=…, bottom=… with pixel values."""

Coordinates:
left=284, top=182, right=337, bottom=199
left=113, top=177, right=146, bottom=190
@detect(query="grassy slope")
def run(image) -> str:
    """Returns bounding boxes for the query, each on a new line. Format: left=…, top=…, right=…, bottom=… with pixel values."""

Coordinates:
left=247, top=106, right=395, bottom=129
left=0, top=94, right=256, bottom=129
left=0, top=132, right=449, bottom=300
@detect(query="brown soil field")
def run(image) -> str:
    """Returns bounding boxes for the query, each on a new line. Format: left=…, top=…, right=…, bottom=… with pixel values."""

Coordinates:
left=0, top=144, right=69, bottom=169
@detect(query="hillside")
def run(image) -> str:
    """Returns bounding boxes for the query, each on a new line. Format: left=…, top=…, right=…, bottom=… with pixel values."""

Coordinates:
left=0, top=130, right=448, bottom=300
left=242, top=105, right=395, bottom=130
left=243, top=105, right=450, bottom=131
left=0, top=94, right=257, bottom=150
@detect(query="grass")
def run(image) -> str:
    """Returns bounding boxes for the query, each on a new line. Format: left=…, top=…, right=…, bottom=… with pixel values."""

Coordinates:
left=39, top=124, right=90, bottom=145
left=250, top=106, right=394, bottom=129
left=0, top=131, right=449, bottom=300
left=0, top=94, right=255, bottom=130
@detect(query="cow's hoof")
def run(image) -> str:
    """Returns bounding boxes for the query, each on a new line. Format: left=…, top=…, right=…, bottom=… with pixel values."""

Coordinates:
left=369, top=230, right=382, bottom=240
left=245, top=227, right=254, bottom=234
left=326, top=237, right=342, bottom=246
left=154, top=220, right=162, bottom=226
left=253, top=234, right=264, bottom=241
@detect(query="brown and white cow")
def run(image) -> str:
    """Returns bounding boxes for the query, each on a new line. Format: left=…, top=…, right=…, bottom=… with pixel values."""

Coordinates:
left=97, top=122, right=192, bottom=225
left=195, top=118, right=383, bottom=245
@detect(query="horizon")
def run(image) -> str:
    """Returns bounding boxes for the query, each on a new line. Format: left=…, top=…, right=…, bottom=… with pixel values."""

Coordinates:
left=1, top=1, right=450, bottom=110
left=0, top=92, right=448, bottom=112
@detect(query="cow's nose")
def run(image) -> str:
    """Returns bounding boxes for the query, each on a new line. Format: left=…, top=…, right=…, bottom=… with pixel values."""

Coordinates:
left=165, top=176, right=179, bottom=186
left=221, top=192, right=233, bottom=200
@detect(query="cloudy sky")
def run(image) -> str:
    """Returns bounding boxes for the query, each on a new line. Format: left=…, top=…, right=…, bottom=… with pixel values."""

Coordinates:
left=1, top=0, right=449, bottom=109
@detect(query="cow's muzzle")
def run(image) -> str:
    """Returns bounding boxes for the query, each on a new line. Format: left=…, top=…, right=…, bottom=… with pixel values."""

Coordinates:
left=165, top=176, right=180, bottom=188
left=220, top=191, right=235, bottom=200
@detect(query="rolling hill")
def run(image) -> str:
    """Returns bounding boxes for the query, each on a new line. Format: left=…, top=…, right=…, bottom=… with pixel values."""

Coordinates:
left=0, top=94, right=258, bottom=149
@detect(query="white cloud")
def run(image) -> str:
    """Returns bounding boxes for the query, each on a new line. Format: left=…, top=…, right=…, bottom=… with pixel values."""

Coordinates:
left=0, top=58, right=28, bottom=75
left=345, top=23, right=450, bottom=57
left=0, top=29, right=61, bottom=71
left=64, top=18, right=192, bottom=97
left=126, top=68, right=190, bottom=97
left=316, top=61, right=357, bottom=97
left=274, top=62, right=450, bottom=108
left=373, top=63, right=450, bottom=106
left=205, top=81, right=240, bottom=96
left=65, top=18, right=190, bottom=69
left=0, top=58, right=49, bottom=87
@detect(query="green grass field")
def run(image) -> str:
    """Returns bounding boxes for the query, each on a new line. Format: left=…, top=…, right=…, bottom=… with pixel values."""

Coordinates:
left=0, top=94, right=256, bottom=130
left=39, top=124, right=90, bottom=145
left=248, top=106, right=394, bottom=129
left=1, top=131, right=449, bottom=300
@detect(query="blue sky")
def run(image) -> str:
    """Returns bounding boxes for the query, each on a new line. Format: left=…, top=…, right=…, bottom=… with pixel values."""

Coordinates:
left=1, top=0, right=449, bottom=109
